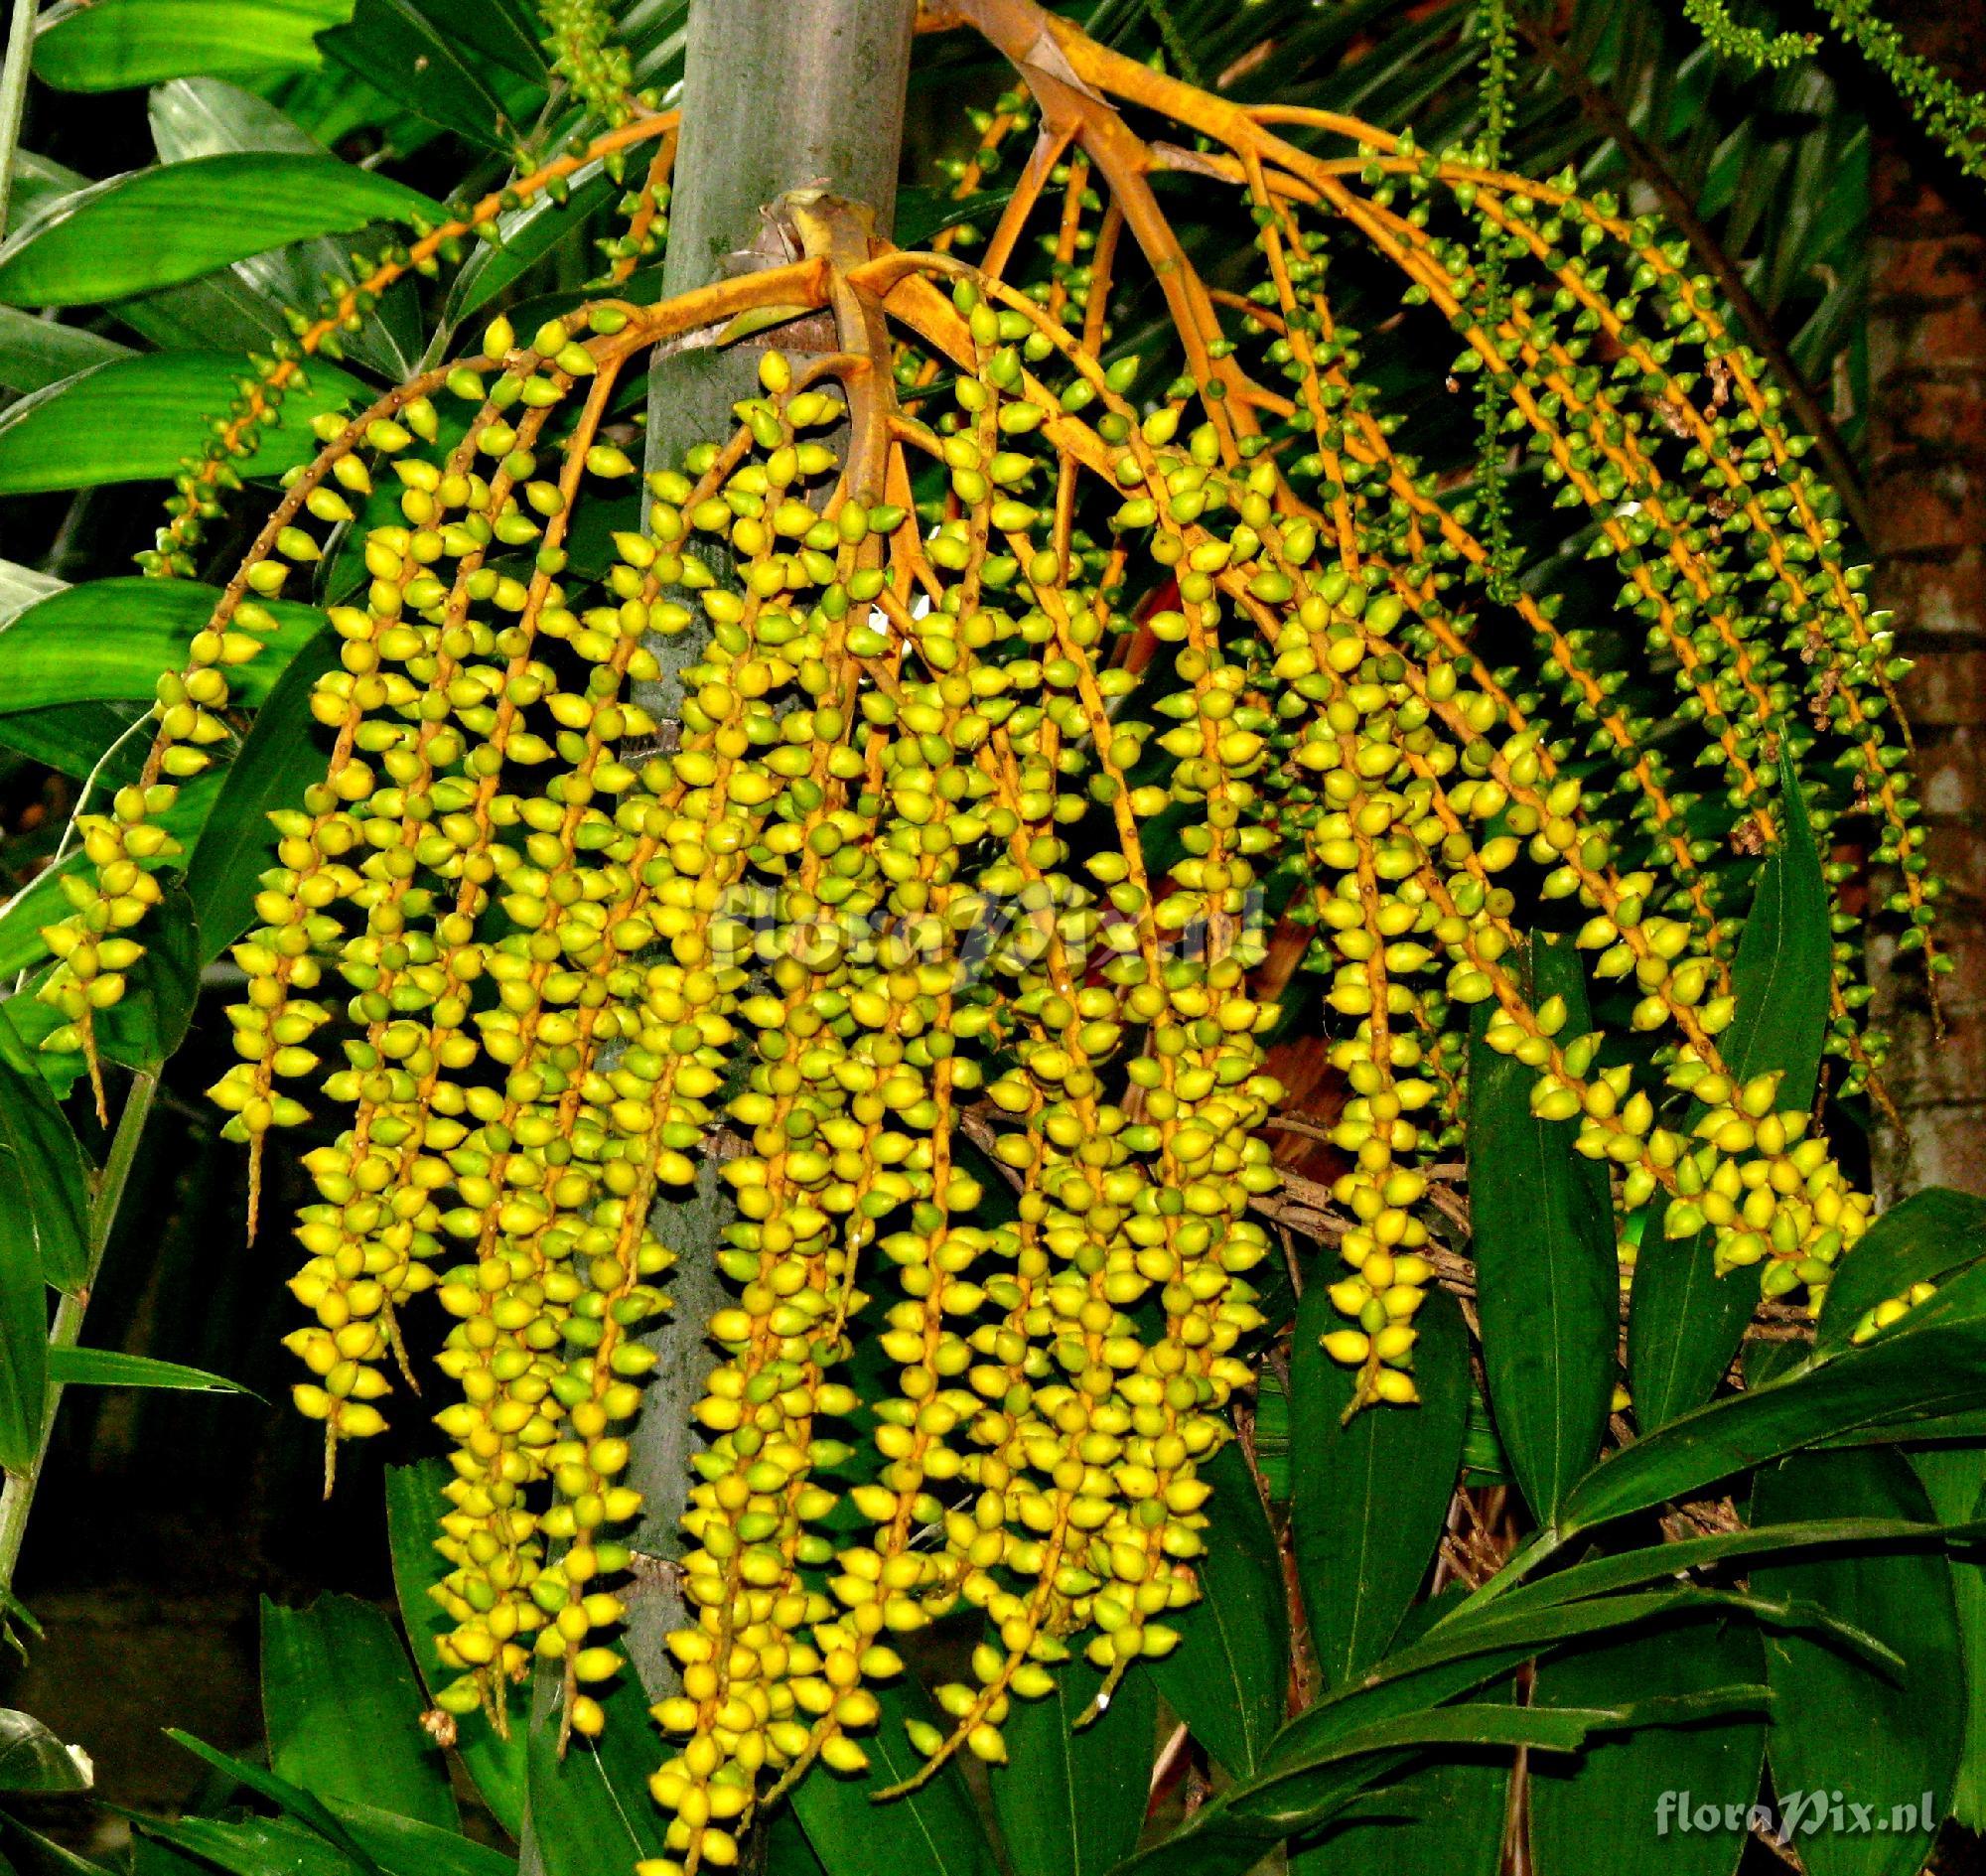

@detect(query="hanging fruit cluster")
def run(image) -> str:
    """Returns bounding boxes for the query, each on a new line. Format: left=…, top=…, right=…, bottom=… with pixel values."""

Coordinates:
left=27, top=2, right=1931, bottom=1871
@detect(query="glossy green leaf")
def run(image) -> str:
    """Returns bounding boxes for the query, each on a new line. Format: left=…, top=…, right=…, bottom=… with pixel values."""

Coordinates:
left=1629, top=753, right=1829, bottom=1430
left=895, top=183, right=1022, bottom=247
left=1753, top=1450, right=1962, bottom=1876
left=1124, top=1576, right=1872, bottom=1876
left=49, top=1349, right=258, bottom=1396
left=324, top=1801, right=512, bottom=1876
left=0, top=702, right=146, bottom=784
left=1289, top=1595, right=1508, bottom=1876
left=0, top=579, right=325, bottom=712
left=0, top=155, right=440, bottom=307
left=382, top=1461, right=526, bottom=1839
left=790, top=1675, right=1000, bottom=1876
left=0, top=858, right=89, bottom=979
left=1559, top=1315, right=1986, bottom=1539
left=0, top=558, right=64, bottom=624
left=261, top=1595, right=458, bottom=1831
left=1119, top=1688, right=1767, bottom=1876
left=406, top=0, right=547, bottom=77
left=318, top=0, right=535, bottom=146
left=0, top=1809, right=117, bottom=1873
left=1291, top=1283, right=1467, bottom=1684
left=0, top=1046, right=89, bottom=1292
left=0, top=1105, right=50, bottom=1472
left=165, top=1731, right=383, bottom=1874
left=151, top=73, right=325, bottom=159
left=446, top=170, right=624, bottom=320
left=1299, top=1583, right=1878, bottom=1765
left=992, top=1653, right=1156, bottom=1876
left=147, top=78, right=422, bottom=379
left=1828, top=1407, right=1986, bottom=1446
left=0, top=350, right=366, bottom=494
left=1475, top=1514, right=1986, bottom=1623
left=764, top=1809, right=828, bottom=1876
left=112, top=263, right=293, bottom=355
left=9, top=153, right=84, bottom=222
left=1148, top=1440, right=1288, bottom=1777
left=624, top=0, right=691, bottom=88
left=129, top=1836, right=214, bottom=1876
left=251, top=45, right=437, bottom=149
left=0, top=307, right=131, bottom=395
left=1251, top=1361, right=1290, bottom=1504
left=1530, top=1620, right=1766, bottom=1876
left=1726, top=756, right=1834, bottom=1109
left=34, top=0, right=353, bottom=91
left=1289, top=1742, right=1504, bottom=1876
left=1911, top=1445, right=1986, bottom=1827
left=185, top=628, right=340, bottom=964
left=134, top=1814, right=359, bottom=1876
left=1816, top=1188, right=1986, bottom=1351
left=1468, top=936, right=1617, bottom=1521
left=0, top=1712, right=89, bottom=1793
left=1463, top=1379, right=1511, bottom=1488
left=524, top=1669, right=670, bottom=1876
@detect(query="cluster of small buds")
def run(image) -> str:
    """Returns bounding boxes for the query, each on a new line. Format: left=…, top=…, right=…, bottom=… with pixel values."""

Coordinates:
left=36, top=787, right=175, bottom=1105
left=74, top=26, right=1940, bottom=1867
left=539, top=0, right=639, bottom=127
left=1663, top=1063, right=1873, bottom=1296
left=1227, top=147, right=1933, bottom=1107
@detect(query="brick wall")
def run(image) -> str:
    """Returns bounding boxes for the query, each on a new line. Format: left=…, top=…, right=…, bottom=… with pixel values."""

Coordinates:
left=1869, top=0, right=1986, bottom=1196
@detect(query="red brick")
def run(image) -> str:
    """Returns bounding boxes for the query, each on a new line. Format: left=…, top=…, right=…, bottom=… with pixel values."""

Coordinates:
left=1915, top=300, right=1986, bottom=364
left=1872, top=160, right=1986, bottom=235
left=1915, top=728, right=1986, bottom=816
left=1870, top=463, right=1986, bottom=554
left=1872, top=234, right=1986, bottom=308
left=1883, top=549, right=1986, bottom=640
left=1903, top=650, right=1986, bottom=727
left=1868, top=373, right=1986, bottom=460
left=1921, top=820, right=1986, bottom=899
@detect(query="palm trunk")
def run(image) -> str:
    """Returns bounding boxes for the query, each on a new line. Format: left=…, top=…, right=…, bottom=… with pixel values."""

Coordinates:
left=1869, top=0, right=1986, bottom=1199
left=515, top=8, right=915, bottom=1866
left=623, top=0, right=917, bottom=1727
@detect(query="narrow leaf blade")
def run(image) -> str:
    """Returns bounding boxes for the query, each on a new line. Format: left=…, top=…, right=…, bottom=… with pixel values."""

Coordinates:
left=0, top=155, right=440, bottom=307
left=0, top=578, right=324, bottom=712
left=992, top=1653, right=1156, bottom=1876
left=35, top=0, right=353, bottom=91
left=1291, top=1284, right=1467, bottom=1683
left=0, top=1130, right=49, bottom=1472
left=1629, top=754, right=1829, bottom=1428
left=0, top=1711, right=90, bottom=1793
left=1148, top=1439, right=1289, bottom=1777
left=0, top=1047, right=89, bottom=1292
left=382, top=1461, right=526, bottom=1839
left=49, top=1349, right=258, bottom=1396
left=1561, top=1317, right=1986, bottom=1538
left=184, top=628, right=341, bottom=964
left=261, top=1595, right=459, bottom=1831
left=790, top=1676, right=1001, bottom=1876
left=1468, top=937, right=1618, bottom=1521
left=1753, top=1450, right=1962, bottom=1876
left=1815, top=1188, right=1986, bottom=1351
left=1911, top=1445, right=1986, bottom=1828
left=1529, top=1620, right=1766, bottom=1876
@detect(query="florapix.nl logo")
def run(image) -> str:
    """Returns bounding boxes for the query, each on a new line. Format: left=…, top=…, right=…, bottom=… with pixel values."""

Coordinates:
left=1656, top=1790, right=1938, bottom=1846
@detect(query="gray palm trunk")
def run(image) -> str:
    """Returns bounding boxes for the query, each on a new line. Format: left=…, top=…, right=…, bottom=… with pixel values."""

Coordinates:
left=518, top=2, right=917, bottom=1865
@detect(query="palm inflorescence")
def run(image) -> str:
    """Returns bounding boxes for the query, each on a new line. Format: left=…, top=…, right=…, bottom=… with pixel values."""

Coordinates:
left=18, top=1, right=1940, bottom=1870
